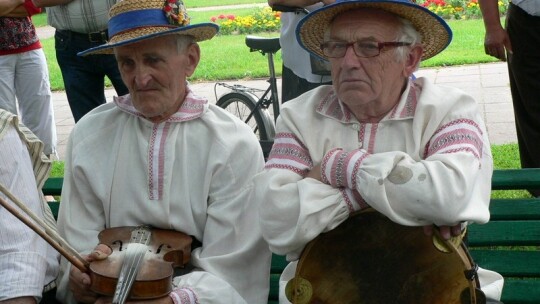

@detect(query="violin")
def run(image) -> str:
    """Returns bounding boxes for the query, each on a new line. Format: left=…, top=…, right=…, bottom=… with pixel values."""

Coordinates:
left=0, top=184, right=193, bottom=304
left=89, top=226, right=193, bottom=303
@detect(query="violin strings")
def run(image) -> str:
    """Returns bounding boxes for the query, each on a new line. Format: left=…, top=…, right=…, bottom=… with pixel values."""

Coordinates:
left=113, top=228, right=152, bottom=304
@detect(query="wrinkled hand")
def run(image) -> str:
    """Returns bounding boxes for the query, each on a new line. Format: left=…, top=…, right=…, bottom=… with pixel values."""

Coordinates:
left=484, top=27, right=512, bottom=61
left=305, top=164, right=322, bottom=182
left=69, top=244, right=112, bottom=303
left=422, top=223, right=463, bottom=240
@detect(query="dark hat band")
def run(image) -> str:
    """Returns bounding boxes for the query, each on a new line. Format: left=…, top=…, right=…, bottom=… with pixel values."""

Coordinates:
left=109, top=9, right=174, bottom=38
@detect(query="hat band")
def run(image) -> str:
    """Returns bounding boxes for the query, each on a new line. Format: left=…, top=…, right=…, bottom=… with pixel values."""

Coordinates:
left=109, top=9, right=173, bottom=38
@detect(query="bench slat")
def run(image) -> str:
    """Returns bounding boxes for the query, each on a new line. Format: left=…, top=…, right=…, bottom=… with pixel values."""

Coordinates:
left=470, top=249, right=540, bottom=277
left=492, top=169, right=540, bottom=190
left=468, top=221, right=540, bottom=246
left=500, top=278, right=540, bottom=304
left=43, top=176, right=63, bottom=196
left=490, top=199, right=540, bottom=220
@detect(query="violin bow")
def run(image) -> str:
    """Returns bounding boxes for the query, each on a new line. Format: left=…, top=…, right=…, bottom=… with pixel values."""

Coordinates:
left=0, top=182, right=89, bottom=272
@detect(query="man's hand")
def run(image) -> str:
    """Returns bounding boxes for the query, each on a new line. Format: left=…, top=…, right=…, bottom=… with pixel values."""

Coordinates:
left=484, top=27, right=512, bottom=61
left=305, top=164, right=322, bottom=181
left=69, top=244, right=112, bottom=303
left=422, top=223, right=463, bottom=240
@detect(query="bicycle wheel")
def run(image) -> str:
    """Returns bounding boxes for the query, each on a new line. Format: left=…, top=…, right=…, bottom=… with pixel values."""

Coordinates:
left=217, top=92, right=275, bottom=140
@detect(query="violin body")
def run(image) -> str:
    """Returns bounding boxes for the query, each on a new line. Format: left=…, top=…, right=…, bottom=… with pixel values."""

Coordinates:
left=89, top=226, right=193, bottom=300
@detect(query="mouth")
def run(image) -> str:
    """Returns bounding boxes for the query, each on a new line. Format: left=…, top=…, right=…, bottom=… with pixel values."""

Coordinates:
left=340, top=78, right=367, bottom=86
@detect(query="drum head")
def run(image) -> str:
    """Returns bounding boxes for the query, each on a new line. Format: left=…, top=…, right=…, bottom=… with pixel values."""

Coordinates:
left=288, top=210, right=475, bottom=304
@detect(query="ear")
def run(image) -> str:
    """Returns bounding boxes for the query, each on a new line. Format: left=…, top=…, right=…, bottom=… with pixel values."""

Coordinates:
left=403, top=44, right=423, bottom=77
left=185, top=43, right=201, bottom=77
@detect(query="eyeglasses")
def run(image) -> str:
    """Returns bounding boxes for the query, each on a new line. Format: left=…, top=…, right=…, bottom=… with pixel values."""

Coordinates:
left=320, top=40, right=412, bottom=58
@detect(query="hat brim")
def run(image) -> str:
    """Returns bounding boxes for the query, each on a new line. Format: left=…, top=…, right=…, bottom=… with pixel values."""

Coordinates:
left=78, top=23, right=219, bottom=56
left=296, top=0, right=452, bottom=61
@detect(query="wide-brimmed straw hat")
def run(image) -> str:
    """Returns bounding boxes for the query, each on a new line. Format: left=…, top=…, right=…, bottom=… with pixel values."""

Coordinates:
left=78, top=0, right=219, bottom=56
left=296, top=0, right=452, bottom=61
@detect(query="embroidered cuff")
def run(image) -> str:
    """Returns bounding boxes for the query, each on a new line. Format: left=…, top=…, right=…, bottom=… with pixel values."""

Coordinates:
left=322, top=148, right=366, bottom=189
left=340, top=188, right=369, bottom=213
left=23, top=0, right=41, bottom=16
left=169, top=287, right=198, bottom=304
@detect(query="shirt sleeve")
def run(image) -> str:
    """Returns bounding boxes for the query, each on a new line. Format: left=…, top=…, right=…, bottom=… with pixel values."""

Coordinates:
left=0, top=126, right=48, bottom=301
left=255, top=116, right=363, bottom=257
left=323, top=142, right=491, bottom=226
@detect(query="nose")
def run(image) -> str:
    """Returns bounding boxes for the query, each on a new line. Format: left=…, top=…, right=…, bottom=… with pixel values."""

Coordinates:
left=341, top=45, right=361, bottom=68
left=134, top=65, right=152, bottom=88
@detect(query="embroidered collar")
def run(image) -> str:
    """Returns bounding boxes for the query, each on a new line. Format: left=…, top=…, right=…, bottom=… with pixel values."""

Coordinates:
left=316, top=79, right=420, bottom=123
left=113, top=85, right=208, bottom=123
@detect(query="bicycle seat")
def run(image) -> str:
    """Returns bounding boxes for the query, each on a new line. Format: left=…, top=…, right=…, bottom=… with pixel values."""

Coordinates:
left=245, top=36, right=281, bottom=54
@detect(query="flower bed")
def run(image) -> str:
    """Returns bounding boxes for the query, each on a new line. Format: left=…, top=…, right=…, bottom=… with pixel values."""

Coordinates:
left=210, top=1, right=508, bottom=36
left=210, top=7, right=281, bottom=35
left=417, top=0, right=508, bottom=19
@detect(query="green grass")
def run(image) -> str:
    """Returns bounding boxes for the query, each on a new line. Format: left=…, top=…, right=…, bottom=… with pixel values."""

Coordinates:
left=31, top=12, right=47, bottom=27
left=422, top=19, right=499, bottom=67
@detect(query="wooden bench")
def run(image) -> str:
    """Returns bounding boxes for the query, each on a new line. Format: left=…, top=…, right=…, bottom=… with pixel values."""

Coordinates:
left=43, top=169, right=540, bottom=304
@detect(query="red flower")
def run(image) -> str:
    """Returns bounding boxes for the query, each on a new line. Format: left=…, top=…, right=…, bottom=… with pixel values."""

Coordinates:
left=168, top=0, right=176, bottom=3
left=211, top=16, right=217, bottom=22
left=227, top=14, right=235, bottom=20
left=218, top=14, right=225, bottom=19
left=164, top=6, right=172, bottom=12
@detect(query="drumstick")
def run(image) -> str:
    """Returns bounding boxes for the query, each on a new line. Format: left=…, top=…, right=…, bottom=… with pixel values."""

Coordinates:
left=0, top=183, right=89, bottom=272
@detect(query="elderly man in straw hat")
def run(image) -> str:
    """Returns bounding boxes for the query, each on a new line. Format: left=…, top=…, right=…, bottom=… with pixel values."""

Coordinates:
left=254, top=0, right=505, bottom=302
left=54, top=1, right=271, bottom=303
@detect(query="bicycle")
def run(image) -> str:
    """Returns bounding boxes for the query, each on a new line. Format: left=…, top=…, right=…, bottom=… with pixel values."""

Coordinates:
left=214, top=35, right=281, bottom=141
left=214, top=6, right=310, bottom=141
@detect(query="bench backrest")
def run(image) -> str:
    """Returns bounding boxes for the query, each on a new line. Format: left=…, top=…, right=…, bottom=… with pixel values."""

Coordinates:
left=43, top=169, right=540, bottom=304
left=467, top=169, right=540, bottom=303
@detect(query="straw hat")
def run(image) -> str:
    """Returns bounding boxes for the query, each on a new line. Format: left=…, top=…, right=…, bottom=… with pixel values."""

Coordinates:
left=78, top=0, right=219, bottom=56
left=296, top=0, right=452, bottom=61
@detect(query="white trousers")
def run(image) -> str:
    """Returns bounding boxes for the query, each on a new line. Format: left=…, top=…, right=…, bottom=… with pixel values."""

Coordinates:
left=0, top=49, right=57, bottom=156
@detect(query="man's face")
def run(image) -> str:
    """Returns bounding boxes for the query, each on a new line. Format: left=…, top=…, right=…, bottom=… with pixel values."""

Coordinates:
left=115, top=35, right=200, bottom=123
left=327, top=9, right=417, bottom=121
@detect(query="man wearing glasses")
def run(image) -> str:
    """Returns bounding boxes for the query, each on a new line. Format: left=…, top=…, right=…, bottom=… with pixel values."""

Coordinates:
left=254, top=0, right=504, bottom=302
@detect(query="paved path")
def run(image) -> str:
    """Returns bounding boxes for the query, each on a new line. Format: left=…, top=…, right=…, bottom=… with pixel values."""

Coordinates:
left=36, top=27, right=516, bottom=161
left=51, top=62, right=515, bottom=160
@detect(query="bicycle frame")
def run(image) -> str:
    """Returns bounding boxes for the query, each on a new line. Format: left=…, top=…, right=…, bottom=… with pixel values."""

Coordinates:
left=215, top=36, right=281, bottom=140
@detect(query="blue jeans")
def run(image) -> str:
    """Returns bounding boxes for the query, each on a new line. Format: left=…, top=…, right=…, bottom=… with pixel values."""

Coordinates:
left=54, top=30, right=128, bottom=122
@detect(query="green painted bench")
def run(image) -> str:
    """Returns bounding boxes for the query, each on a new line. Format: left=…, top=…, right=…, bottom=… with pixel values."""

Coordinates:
left=43, top=168, right=540, bottom=304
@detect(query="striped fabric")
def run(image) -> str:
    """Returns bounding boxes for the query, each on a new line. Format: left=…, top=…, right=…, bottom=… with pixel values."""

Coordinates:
left=0, top=109, right=56, bottom=231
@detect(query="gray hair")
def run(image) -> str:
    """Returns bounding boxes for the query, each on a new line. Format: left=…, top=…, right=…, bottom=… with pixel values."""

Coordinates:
left=174, top=35, right=196, bottom=54
left=394, top=16, right=422, bottom=67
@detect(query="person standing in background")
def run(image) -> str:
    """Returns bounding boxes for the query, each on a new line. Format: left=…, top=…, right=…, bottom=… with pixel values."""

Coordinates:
left=479, top=0, right=540, bottom=196
left=33, top=0, right=128, bottom=122
left=268, top=0, right=334, bottom=103
left=0, top=0, right=57, bottom=157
